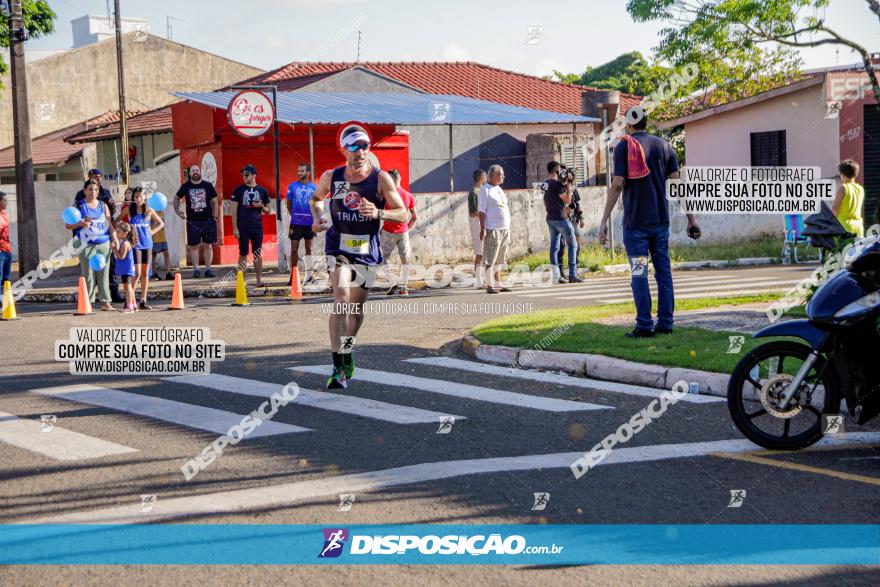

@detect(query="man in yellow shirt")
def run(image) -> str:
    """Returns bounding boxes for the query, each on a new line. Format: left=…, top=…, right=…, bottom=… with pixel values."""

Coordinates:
left=832, top=159, right=864, bottom=238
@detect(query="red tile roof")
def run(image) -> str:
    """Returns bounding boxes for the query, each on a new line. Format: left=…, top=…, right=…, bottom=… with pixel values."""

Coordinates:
left=0, top=110, right=134, bottom=169
left=65, top=106, right=173, bottom=143
left=240, top=61, right=641, bottom=115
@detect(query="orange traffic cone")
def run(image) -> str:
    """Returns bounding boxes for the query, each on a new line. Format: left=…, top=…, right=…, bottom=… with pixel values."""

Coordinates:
left=290, top=267, right=303, bottom=300
left=168, top=273, right=185, bottom=310
left=75, top=276, right=93, bottom=315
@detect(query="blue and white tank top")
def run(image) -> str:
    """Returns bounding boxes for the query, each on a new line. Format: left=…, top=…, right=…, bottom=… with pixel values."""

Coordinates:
left=325, top=166, right=384, bottom=266
left=76, top=200, right=109, bottom=245
left=130, top=209, right=153, bottom=250
left=115, top=244, right=135, bottom=276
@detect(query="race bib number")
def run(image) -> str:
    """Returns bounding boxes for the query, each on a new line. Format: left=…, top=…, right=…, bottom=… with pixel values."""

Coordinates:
left=340, top=233, right=370, bottom=255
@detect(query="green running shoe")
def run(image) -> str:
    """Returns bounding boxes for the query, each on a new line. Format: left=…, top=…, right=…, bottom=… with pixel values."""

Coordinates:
left=326, top=365, right=347, bottom=389
left=342, top=353, right=355, bottom=380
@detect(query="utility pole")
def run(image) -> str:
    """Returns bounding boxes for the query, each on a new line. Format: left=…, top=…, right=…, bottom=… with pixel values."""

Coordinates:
left=114, top=0, right=131, bottom=186
left=7, top=0, right=39, bottom=275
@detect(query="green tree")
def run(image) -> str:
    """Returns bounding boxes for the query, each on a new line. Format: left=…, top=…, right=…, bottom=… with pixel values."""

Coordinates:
left=553, top=52, right=670, bottom=96
left=627, top=0, right=880, bottom=107
left=0, top=1, right=57, bottom=78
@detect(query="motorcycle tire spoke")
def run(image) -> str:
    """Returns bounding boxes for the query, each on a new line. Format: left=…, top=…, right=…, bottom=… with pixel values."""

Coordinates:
left=782, top=418, right=791, bottom=438
left=746, top=375, right=761, bottom=389
left=747, top=408, right=767, bottom=420
left=806, top=404, right=822, bottom=419
left=778, top=355, right=785, bottom=374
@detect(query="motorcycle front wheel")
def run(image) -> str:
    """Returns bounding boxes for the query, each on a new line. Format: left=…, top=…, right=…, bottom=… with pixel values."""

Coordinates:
left=727, top=340, right=840, bottom=450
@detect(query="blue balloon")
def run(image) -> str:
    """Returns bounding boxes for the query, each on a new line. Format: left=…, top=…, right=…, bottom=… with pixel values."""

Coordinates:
left=88, top=254, right=107, bottom=272
left=148, top=192, right=168, bottom=212
left=61, top=207, right=82, bottom=225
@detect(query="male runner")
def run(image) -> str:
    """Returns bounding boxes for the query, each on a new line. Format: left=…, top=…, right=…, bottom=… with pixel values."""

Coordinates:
left=310, top=124, right=407, bottom=389
left=286, top=162, right=317, bottom=284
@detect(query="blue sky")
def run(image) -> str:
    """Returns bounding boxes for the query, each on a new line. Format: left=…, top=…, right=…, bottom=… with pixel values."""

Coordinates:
left=29, top=0, right=880, bottom=76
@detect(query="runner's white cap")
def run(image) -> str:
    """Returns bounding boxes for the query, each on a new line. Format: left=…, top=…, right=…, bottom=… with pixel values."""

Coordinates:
left=341, top=130, right=370, bottom=149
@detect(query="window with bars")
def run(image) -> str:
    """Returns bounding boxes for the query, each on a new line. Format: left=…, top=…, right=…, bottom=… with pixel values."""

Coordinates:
left=750, top=130, right=787, bottom=167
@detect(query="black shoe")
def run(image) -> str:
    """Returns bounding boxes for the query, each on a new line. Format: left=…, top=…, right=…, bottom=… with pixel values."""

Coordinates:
left=139, top=300, right=152, bottom=310
left=386, top=284, right=398, bottom=295
left=625, top=328, right=655, bottom=338
left=655, top=326, right=674, bottom=334
left=568, top=275, right=584, bottom=283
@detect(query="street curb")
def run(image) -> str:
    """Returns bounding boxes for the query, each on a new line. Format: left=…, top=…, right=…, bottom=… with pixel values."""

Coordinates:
left=460, top=335, right=729, bottom=398
left=603, top=256, right=777, bottom=274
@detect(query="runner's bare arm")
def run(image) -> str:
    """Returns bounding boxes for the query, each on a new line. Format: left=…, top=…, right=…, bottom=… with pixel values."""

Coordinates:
left=310, top=170, right=333, bottom=232
left=230, top=200, right=239, bottom=238
left=361, top=171, right=406, bottom=222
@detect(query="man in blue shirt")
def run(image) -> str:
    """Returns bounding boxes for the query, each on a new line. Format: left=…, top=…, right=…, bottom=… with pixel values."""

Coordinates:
left=287, top=163, right=317, bottom=285
left=599, top=107, right=701, bottom=338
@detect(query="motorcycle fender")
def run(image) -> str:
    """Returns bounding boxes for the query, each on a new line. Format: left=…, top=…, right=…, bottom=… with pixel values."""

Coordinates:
left=753, top=319, right=828, bottom=349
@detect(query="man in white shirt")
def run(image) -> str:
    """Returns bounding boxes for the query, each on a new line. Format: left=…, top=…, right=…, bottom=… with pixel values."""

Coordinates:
left=478, top=165, right=511, bottom=294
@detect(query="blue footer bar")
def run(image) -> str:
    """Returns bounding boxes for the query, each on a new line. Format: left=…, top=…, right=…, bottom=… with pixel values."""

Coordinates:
left=1, top=525, right=878, bottom=565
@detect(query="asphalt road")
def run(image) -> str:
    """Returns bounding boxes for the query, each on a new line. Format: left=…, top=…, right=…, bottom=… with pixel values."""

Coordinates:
left=1, top=265, right=878, bottom=585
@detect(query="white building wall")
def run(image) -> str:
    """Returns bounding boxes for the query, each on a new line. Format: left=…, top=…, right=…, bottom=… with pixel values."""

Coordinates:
left=683, top=83, right=840, bottom=178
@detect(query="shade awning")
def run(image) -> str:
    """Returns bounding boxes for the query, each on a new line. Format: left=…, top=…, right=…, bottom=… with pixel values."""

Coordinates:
left=172, top=91, right=599, bottom=125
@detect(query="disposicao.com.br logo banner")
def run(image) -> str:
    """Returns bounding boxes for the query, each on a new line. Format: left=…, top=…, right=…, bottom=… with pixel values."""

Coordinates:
left=1, top=525, right=878, bottom=565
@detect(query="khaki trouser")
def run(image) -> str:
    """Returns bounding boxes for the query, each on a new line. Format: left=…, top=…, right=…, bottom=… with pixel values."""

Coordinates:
left=78, top=240, right=112, bottom=303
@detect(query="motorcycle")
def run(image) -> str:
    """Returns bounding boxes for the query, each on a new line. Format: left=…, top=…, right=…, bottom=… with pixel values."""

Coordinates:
left=727, top=234, right=880, bottom=450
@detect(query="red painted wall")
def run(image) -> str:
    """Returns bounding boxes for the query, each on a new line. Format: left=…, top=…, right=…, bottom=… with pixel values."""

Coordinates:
left=827, top=71, right=869, bottom=183
left=172, top=101, right=410, bottom=264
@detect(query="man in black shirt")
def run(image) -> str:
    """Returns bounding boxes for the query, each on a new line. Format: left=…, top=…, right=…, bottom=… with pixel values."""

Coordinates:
left=543, top=161, right=582, bottom=283
left=73, top=168, right=122, bottom=302
left=231, top=164, right=271, bottom=287
left=174, top=164, right=219, bottom=278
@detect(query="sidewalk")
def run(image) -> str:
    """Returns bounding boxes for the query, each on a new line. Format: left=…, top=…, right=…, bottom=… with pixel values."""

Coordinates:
left=462, top=303, right=795, bottom=399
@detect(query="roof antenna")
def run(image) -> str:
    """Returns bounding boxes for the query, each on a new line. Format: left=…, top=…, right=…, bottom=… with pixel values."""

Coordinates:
left=356, top=30, right=362, bottom=62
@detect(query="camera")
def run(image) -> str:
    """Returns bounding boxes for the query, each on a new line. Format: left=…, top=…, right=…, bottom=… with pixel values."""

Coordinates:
left=559, top=166, right=576, bottom=184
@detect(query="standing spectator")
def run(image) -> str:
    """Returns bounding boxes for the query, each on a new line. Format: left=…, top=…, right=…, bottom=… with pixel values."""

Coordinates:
left=478, top=165, right=512, bottom=294
left=74, top=168, right=121, bottom=302
left=231, top=164, right=271, bottom=287
left=0, top=192, right=11, bottom=285
left=544, top=161, right=582, bottom=283
left=117, top=187, right=164, bottom=309
left=468, top=169, right=486, bottom=288
left=287, top=162, right=317, bottom=284
left=174, top=164, right=218, bottom=278
left=112, top=222, right=138, bottom=313
left=380, top=169, right=417, bottom=295
left=65, top=179, right=119, bottom=311
left=599, top=108, right=700, bottom=337
left=150, top=209, right=172, bottom=280
left=831, top=159, right=865, bottom=238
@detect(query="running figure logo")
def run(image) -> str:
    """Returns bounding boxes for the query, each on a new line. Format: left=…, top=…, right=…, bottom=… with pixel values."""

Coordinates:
left=437, top=416, right=456, bottom=434
left=431, top=103, right=451, bottom=122
left=319, top=528, right=349, bottom=558
left=727, top=490, right=746, bottom=508
left=332, top=181, right=350, bottom=199
left=727, top=336, right=745, bottom=354
left=40, top=415, right=57, bottom=432
left=531, top=492, right=550, bottom=511
left=140, top=495, right=157, bottom=513
left=630, top=257, right=648, bottom=277
left=338, top=494, right=356, bottom=512
left=339, top=336, right=356, bottom=355
left=822, top=415, right=845, bottom=434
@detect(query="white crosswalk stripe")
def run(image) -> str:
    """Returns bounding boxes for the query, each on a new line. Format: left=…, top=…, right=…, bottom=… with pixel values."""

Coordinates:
left=167, top=374, right=464, bottom=425
left=29, top=384, right=310, bottom=437
left=0, top=410, right=138, bottom=460
left=290, top=365, right=612, bottom=412
left=515, top=275, right=793, bottom=299
left=403, top=357, right=725, bottom=404
left=560, top=280, right=796, bottom=301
